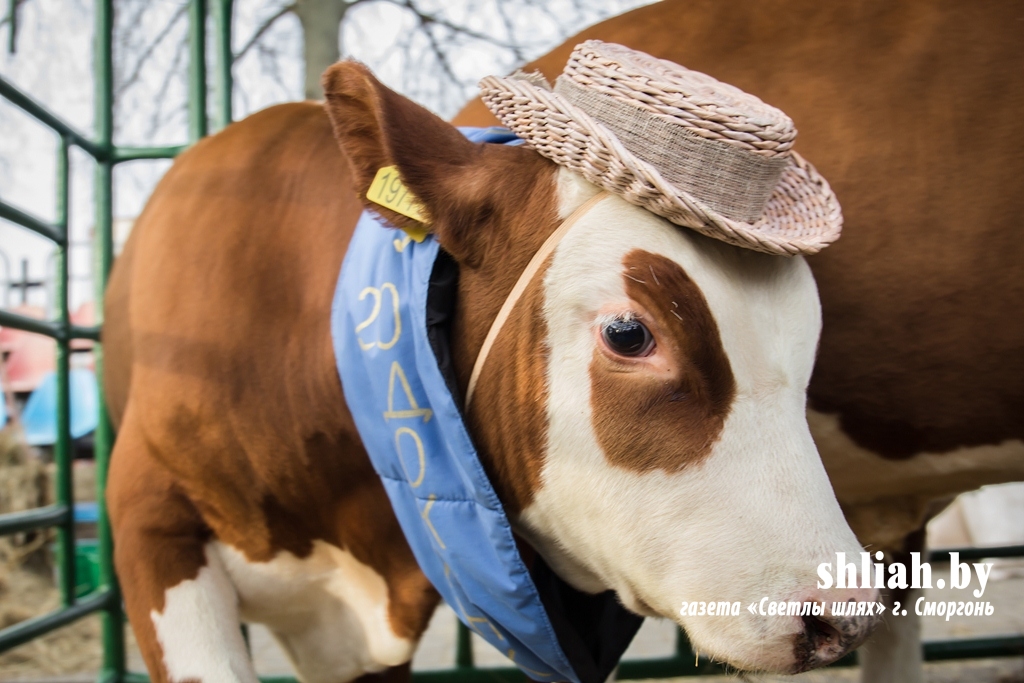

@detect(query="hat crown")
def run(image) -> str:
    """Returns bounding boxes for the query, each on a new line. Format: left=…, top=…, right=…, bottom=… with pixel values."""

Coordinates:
left=477, top=41, right=843, bottom=255
left=563, top=41, right=796, bottom=157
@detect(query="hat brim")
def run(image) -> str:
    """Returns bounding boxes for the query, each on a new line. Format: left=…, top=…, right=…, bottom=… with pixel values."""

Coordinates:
left=479, top=74, right=842, bottom=256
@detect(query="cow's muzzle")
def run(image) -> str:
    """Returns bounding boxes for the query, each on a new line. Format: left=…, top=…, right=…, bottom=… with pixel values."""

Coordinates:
left=792, top=607, right=880, bottom=672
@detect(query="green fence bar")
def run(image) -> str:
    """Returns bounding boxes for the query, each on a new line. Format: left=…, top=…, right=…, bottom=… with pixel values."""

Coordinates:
left=0, top=197, right=64, bottom=243
left=0, top=314, right=97, bottom=341
left=0, top=308, right=64, bottom=338
left=0, top=74, right=106, bottom=157
left=0, top=503, right=71, bottom=535
left=72, top=323, right=102, bottom=341
left=928, top=545, right=1024, bottom=562
left=112, top=145, right=187, bottom=163
left=924, top=635, right=1024, bottom=661
left=412, top=669, right=524, bottom=683
left=0, top=589, right=114, bottom=653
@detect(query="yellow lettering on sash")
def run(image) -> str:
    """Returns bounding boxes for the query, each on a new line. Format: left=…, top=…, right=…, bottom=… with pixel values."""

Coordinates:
left=450, top=594, right=506, bottom=642
left=468, top=616, right=505, bottom=641
left=393, top=234, right=413, bottom=252
left=506, top=649, right=552, bottom=677
left=421, top=495, right=445, bottom=549
left=385, top=361, right=432, bottom=422
left=394, top=427, right=426, bottom=488
left=355, top=283, right=401, bottom=350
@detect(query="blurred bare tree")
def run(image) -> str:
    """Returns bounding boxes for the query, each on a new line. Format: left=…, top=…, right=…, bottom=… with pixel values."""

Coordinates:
left=240, top=0, right=636, bottom=102
left=110, top=0, right=647, bottom=128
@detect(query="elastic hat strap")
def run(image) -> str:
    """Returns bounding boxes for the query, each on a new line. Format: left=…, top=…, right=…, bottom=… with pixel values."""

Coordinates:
left=464, top=190, right=610, bottom=409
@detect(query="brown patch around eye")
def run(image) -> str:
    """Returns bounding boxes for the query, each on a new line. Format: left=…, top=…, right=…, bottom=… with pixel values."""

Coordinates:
left=591, top=250, right=736, bottom=472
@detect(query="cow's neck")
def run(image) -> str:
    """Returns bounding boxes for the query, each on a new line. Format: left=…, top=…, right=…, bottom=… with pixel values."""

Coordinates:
left=447, top=158, right=562, bottom=397
left=447, top=164, right=596, bottom=516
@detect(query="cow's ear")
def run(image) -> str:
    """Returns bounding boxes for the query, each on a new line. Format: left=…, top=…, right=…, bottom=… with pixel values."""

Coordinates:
left=323, top=60, right=499, bottom=264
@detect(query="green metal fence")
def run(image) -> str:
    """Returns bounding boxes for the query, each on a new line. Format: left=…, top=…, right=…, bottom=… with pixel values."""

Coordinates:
left=0, top=1, right=1021, bottom=681
left=0, top=1, right=230, bottom=679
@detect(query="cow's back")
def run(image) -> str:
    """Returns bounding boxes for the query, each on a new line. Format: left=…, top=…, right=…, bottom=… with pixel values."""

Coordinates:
left=105, top=100, right=355, bottom=419
left=455, top=0, right=1024, bottom=464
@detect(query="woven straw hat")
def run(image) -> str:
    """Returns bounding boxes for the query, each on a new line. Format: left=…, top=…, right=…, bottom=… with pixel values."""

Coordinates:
left=478, top=41, right=842, bottom=255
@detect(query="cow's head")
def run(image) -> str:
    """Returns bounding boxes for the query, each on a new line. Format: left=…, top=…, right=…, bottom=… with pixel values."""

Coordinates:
left=324, top=62, right=878, bottom=673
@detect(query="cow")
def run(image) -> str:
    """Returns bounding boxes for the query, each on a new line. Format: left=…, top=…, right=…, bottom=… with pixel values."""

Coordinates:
left=103, top=44, right=880, bottom=683
left=451, top=1, right=1024, bottom=681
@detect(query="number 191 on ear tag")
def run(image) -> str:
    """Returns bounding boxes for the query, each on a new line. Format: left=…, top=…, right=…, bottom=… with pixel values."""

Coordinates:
left=368, top=166, right=429, bottom=243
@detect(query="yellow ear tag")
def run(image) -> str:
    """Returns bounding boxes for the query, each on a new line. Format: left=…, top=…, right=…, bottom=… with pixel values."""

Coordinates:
left=368, top=165, right=429, bottom=243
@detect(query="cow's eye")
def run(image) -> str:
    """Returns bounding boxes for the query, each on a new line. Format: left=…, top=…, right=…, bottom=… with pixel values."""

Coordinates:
left=601, top=317, right=654, bottom=356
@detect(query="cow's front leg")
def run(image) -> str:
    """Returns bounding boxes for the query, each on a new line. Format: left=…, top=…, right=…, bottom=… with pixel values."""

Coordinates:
left=108, top=415, right=256, bottom=683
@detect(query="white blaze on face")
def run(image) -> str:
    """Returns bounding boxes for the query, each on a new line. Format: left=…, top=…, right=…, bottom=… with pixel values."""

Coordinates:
left=517, top=170, right=865, bottom=672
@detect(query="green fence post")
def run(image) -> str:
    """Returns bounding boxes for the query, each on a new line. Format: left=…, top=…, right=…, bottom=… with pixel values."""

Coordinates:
left=94, top=0, right=126, bottom=678
left=211, top=0, right=233, bottom=131
left=54, top=135, right=76, bottom=607
left=455, top=622, right=474, bottom=669
left=189, top=0, right=208, bottom=141
left=5, top=0, right=17, bottom=53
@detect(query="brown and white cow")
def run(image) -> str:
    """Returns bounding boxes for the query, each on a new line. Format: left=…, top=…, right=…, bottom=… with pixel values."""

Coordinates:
left=452, top=1, right=1024, bottom=681
left=104, top=57, right=878, bottom=683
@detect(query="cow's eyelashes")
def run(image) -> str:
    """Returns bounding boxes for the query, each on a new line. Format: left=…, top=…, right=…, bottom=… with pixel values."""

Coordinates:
left=601, top=317, right=655, bottom=357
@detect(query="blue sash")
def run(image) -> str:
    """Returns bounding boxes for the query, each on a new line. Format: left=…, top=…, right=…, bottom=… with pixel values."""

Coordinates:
left=332, top=127, right=641, bottom=683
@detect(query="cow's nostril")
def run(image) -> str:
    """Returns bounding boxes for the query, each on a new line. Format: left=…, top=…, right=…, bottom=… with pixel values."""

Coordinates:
left=802, top=614, right=839, bottom=649
left=793, top=607, right=880, bottom=673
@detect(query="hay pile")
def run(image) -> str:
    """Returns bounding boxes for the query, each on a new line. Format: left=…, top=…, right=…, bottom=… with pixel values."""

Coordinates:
left=0, top=427, right=51, bottom=573
left=0, top=569, right=102, bottom=677
left=0, top=427, right=102, bottom=677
